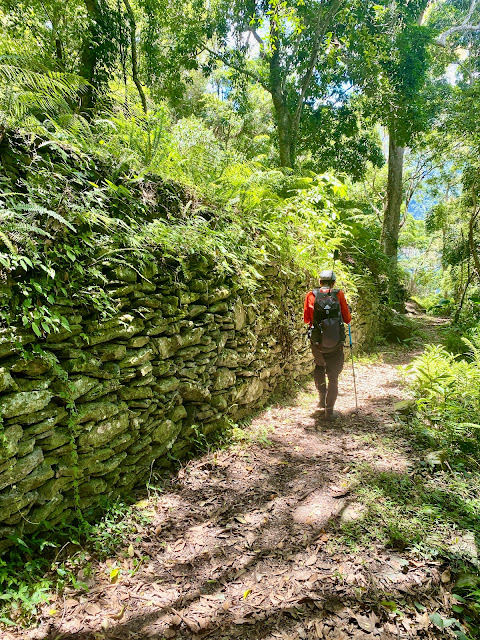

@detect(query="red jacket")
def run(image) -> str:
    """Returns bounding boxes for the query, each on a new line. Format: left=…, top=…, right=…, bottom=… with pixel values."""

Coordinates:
left=304, top=288, right=351, bottom=326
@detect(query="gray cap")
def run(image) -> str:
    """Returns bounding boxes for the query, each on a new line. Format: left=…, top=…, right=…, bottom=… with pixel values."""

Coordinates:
left=320, top=270, right=336, bottom=281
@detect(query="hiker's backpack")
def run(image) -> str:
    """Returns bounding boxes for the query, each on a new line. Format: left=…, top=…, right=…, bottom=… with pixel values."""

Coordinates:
left=310, top=288, right=346, bottom=350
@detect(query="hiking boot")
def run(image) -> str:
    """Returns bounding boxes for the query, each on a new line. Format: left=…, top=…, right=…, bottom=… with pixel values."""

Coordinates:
left=325, top=408, right=341, bottom=421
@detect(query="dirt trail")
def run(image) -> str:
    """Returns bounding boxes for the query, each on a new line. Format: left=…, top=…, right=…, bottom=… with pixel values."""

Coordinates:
left=11, top=318, right=456, bottom=640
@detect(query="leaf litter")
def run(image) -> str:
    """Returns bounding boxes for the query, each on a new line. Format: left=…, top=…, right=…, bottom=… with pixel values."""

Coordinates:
left=4, top=322, right=467, bottom=640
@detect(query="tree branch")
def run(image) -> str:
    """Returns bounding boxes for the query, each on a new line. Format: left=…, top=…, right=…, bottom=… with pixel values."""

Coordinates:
left=123, top=0, right=147, bottom=114
left=205, top=47, right=271, bottom=93
left=291, top=0, right=345, bottom=137
left=248, top=28, right=266, bottom=58
left=437, top=0, right=480, bottom=45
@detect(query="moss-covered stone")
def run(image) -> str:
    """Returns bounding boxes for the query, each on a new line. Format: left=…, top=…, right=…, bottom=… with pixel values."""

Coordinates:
left=0, top=489, right=38, bottom=520
left=234, top=378, right=264, bottom=405
left=179, top=381, right=211, bottom=402
left=87, top=314, right=145, bottom=346
left=77, top=413, right=129, bottom=449
left=0, top=367, right=17, bottom=392
left=126, top=336, right=151, bottom=348
left=120, top=386, right=153, bottom=400
left=153, top=377, right=180, bottom=394
left=0, top=424, right=23, bottom=461
left=17, top=462, right=54, bottom=493
left=0, top=390, right=52, bottom=419
left=119, top=346, right=153, bottom=368
left=213, top=368, right=236, bottom=390
left=152, top=419, right=182, bottom=445
left=76, top=400, right=124, bottom=424
left=94, top=344, right=127, bottom=361
left=10, top=357, right=51, bottom=376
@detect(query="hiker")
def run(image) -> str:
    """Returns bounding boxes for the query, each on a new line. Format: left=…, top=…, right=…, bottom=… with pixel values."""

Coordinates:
left=303, top=270, right=351, bottom=419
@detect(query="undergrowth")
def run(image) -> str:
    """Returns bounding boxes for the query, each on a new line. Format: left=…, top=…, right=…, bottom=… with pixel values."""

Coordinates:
left=0, top=499, right=151, bottom=628
left=0, top=130, right=378, bottom=342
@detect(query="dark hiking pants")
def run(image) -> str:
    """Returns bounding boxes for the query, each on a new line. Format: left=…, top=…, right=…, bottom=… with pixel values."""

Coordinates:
left=310, top=341, right=345, bottom=409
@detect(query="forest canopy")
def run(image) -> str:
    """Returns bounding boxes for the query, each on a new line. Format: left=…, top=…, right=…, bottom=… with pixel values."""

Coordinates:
left=1, top=0, right=480, bottom=357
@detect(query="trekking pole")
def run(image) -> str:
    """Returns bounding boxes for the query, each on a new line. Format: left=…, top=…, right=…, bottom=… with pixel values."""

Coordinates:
left=348, top=323, right=359, bottom=412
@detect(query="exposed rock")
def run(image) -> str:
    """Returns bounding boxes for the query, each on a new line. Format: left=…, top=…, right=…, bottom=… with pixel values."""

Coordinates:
left=0, top=255, right=378, bottom=552
left=87, top=314, right=145, bottom=346
left=0, top=390, right=52, bottom=419
left=0, top=367, right=16, bottom=392
left=76, top=401, right=123, bottom=424
left=213, top=368, right=236, bottom=390
left=340, top=503, right=366, bottom=524
left=77, top=413, right=130, bottom=449
left=234, top=378, right=264, bottom=405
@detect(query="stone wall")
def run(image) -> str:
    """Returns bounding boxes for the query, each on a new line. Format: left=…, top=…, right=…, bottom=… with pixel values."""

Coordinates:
left=0, top=259, right=377, bottom=552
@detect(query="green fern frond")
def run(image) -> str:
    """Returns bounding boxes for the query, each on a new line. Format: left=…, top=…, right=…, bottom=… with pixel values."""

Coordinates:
left=0, top=54, right=88, bottom=125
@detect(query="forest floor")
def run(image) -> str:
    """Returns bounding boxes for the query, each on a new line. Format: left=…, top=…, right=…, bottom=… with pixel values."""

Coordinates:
left=6, top=314, right=477, bottom=640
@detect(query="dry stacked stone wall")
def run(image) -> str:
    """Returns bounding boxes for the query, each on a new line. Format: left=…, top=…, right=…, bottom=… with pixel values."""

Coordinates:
left=0, top=260, right=377, bottom=552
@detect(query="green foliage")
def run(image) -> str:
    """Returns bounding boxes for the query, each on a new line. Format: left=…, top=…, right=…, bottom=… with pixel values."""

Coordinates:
left=0, top=33, right=87, bottom=128
left=0, top=499, right=149, bottom=627
left=401, top=341, right=480, bottom=462
left=0, top=129, right=370, bottom=336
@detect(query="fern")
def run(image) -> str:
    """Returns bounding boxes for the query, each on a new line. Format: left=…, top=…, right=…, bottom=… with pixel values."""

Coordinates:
left=0, top=51, right=87, bottom=126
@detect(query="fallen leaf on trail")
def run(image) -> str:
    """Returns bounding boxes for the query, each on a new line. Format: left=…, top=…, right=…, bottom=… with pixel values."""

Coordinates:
left=416, top=611, right=430, bottom=630
left=101, top=618, right=110, bottom=631
left=441, top=569, right=451, bottom=583
left=154, top=524, right=162, bottom=536
left=235, top=515, right=247, bottom=524
left=222, top=599, right=232, bottom=611
left=184, top=616, right=200, bottom=632
left=171, top=615, right=182, bottom=626
left=134, top=500, right=150, bottom=509
left=109, top=567, right=121, bottom=583
left=243, top=589, right=252, bottom=599
left=384, top=623, right=398, bottom=633
left=356, top=612, right=379, bottom=632
left=164, top=629, right=175, bottom=638
left=85, top=603, right=101, bottom=616
left=246, top=532, right=256, bottom=546
left=294, top=569, right=313, bottom=581
left=63, top=598, right=79, bottom=609
left=127, top=544, right=135, bottom=557
left=198, top=616, right=211, bottom=630
left=110, top=606, right=126, bottom=621
left=305, top=554, right=318, bottom=566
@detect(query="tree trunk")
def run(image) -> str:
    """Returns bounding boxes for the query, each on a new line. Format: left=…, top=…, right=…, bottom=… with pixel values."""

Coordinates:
left=123, top=0, right=147, bottom=115
left=381, top=132, right=405, bottom=263
left=79, top=0, right=103, bottom=114
left=271, top=93, right=294, bottom=168
left=268, top=9, right=294, bottom=168
left=468, top=205, right=480, bottom=279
